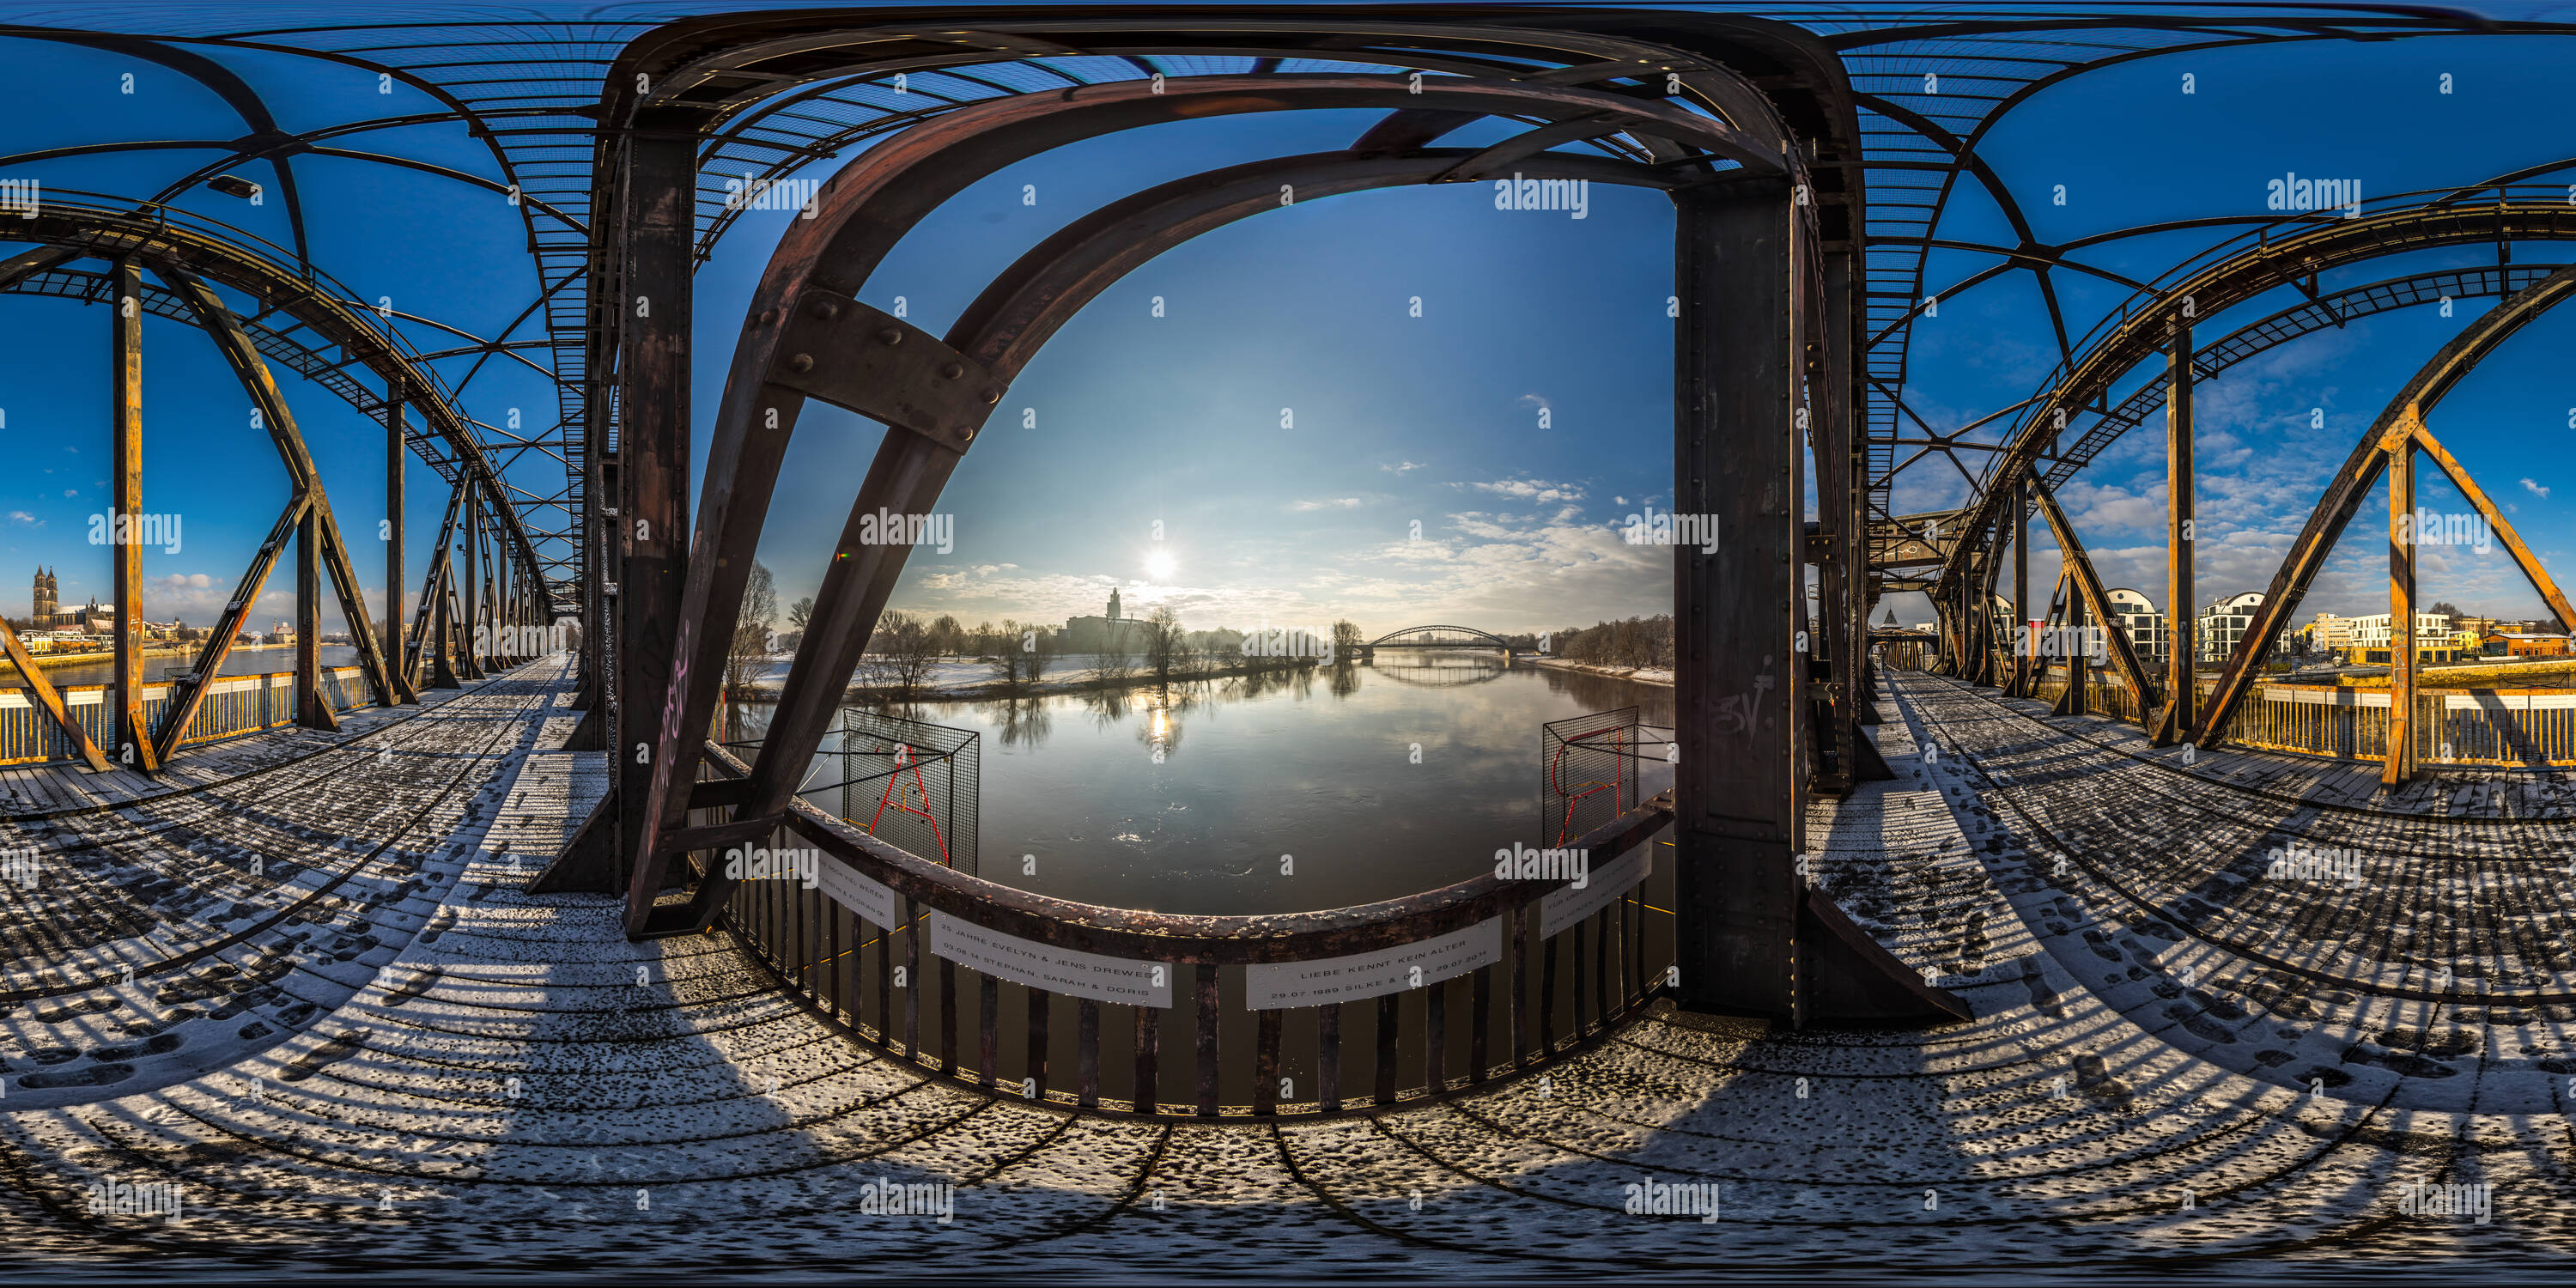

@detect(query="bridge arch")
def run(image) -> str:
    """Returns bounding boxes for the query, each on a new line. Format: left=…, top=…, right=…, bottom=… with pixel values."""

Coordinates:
left=568, top=11, right=1959, bottom=1050
left=1365, top=625, right=1514, bottom=650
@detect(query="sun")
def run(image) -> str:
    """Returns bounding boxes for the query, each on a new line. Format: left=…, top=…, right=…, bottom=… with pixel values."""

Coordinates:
left=1144, top=550, right=1177, bottom=580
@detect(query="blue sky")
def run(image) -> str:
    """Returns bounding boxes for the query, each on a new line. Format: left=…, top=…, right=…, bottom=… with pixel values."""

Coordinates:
left=2, top=15, right=2573, bottom=640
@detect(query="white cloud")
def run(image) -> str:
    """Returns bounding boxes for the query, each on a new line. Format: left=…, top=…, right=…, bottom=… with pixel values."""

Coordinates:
left=1288, top=497, right=1363, bottom=512
left=5, top=511, right=35, bottom=526
left=1462, top=477, right=1586, bottom=505
left=2523, top=477, right=2550, bottom=499
left=1381, top=460, right=1425, bottom=474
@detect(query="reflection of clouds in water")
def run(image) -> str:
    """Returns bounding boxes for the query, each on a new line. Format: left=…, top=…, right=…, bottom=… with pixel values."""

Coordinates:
left=777, top=666, right=1679, bottom=915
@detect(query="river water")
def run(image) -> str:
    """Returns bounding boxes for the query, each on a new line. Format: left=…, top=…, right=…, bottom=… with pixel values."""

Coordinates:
left=3, top=645, right=366, bottom=690
left=748, top=652, right=1675, bottom=916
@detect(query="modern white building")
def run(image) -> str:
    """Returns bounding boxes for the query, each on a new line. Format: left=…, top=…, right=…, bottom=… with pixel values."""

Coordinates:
left=2342, top=611, right=2460, bottom=663
left=2104, top=586, right=2166, bottom=665
left=2195, top=591, right=2294, bottom=663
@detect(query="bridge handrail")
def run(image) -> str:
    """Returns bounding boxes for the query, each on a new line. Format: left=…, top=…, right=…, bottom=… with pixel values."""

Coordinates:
left=695, top=740, right=1677, bottom=1116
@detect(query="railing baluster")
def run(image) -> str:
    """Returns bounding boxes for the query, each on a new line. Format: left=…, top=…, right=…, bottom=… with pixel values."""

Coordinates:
left=874, top=914, right=890, bottom=1046
left=1077, top=998, right=1100, bottom=1109
left=1319, top=1002, right=1342, bottom=1110
left=1595, top=905, right=1610, bottom=1021
left=1025, top=984, right=1046, bottom=1097
left=1426, top=978, right=1446, bottom=1094
left=1133, top=1003, right=1160, bottom=1114
left=902, top=896, right=920, bottom=1060
left=978, top=974, right=999, bottom=1088
left=1512, top=902, right=1532, bottom=1067
left=1194, top=963, right=1219, bottom=1117
left=1469, top=965, right=1491, bottom=1083
left=1254, top=1008, right=1282, bottom=1115
left=1540, top=930, right=1559, bottom=1053
left=1572, top=920, right=1588, bottom=1036
left=940, top=958, right=960, bottom=1076
left=1374, top=993, right=1398, bottom=1105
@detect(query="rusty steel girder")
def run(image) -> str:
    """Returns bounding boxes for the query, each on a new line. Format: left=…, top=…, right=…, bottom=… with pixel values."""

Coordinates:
left=2193, top=260, right=2576, bottom=757
left=1933, top=198, right=2576, bottom=615
left=0, top=201, right=550, bottom=612
left=617, top=71, right=1789, bottom=938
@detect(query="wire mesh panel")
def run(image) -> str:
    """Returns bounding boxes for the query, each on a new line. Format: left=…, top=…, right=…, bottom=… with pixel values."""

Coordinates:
left=836, top=708, right=980, bottom=877
left=1541, top=707, right=1639, bottom=847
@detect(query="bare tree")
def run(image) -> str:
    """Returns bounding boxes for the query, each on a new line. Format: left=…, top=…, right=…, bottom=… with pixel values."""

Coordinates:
left=721, top=562, right=778, bottom=733
left=1094, top=628, right=1134, bottom=684
left=878, top=609, right=940, bottom=697
left=1143, top=605, right=1184, bottom=683
left=1021, top=623, right=1054, bottom=688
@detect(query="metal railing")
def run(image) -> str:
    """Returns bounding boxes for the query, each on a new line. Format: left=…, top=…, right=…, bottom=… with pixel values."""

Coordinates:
left=691, top=743, right=1677, bottom=1119
left=0, top=666, right=373, bottom=765
left=2008, top=670, right=2576, bottom=767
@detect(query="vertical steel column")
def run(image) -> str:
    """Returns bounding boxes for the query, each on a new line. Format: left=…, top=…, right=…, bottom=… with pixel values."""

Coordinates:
left=109, top=258, right=155, bottom=771
left=461, top=489, right=483, bottom=678
left=612, top=122, right=696, bottom=908
left=2158, top=314, right=2196, bottom=744
left=1673, top=174, right=1800, bottom=1018
left=295, top=508, right=335, bottom=729
left=2010, top=479, right=2028, bottom=696
left=386, top=392, right=408, bottom=699
left=2385, top=438, right=2416, bottom=784
left=2050, top=569, right=2087, bottom=717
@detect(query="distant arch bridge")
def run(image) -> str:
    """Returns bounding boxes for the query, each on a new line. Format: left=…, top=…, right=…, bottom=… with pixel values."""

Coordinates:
left=1364, top=625, right=1514, bottom=651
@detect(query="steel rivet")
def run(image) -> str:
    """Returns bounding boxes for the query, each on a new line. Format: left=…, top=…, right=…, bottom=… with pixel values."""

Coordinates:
left=939, top=361, right=964, bottom=380
left=787, top=353, right=814, bottom=373
left=810, top=298, right=841, bottom=321
left=878, top=328, right=902, bottom=345
left=983, top=388, right=1000, bottom=404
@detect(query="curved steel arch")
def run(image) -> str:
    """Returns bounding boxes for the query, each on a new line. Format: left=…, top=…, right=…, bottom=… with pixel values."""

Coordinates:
left=622, top=71, right=1777, bottom=935
left=0, top=199, right=550, bottom=598
left=2192, top=261, right=2576, bottom=752
left=2038, top=264, right=2571, bottom=495
left=1931, top=196, right=2576, bottom=603
left=1367, top=625, right=1514, bottom=650
left=567, top=17, right=1952, bottom=1028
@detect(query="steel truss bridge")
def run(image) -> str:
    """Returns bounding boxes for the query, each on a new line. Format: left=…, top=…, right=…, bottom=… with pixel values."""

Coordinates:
left=2, top=5, right=2574, bottom=1273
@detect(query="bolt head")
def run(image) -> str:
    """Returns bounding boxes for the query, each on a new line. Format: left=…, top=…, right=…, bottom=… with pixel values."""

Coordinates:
left=787, top=353, right=815, bottom=374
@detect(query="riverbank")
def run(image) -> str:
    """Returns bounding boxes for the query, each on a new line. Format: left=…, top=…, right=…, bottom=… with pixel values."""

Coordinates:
left=734, top=653, right=1340, bottom=704
left=1523, top=656, right=1674, bottom=687
left=3, top=644, right=196, bottom=671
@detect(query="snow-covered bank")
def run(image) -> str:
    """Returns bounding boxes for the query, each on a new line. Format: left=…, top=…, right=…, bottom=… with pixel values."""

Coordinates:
left=1523, top=656, right=1674, bottom=687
